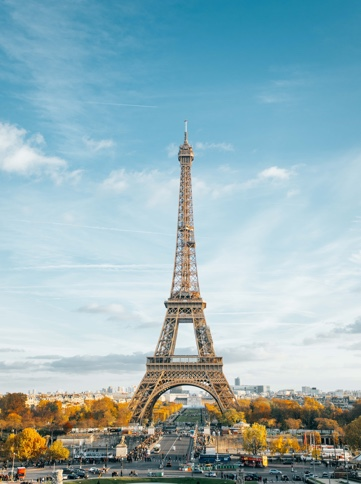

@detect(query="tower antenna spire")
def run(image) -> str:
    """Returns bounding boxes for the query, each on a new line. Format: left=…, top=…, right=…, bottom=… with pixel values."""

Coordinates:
left=184, top=119, right=188, bottom=143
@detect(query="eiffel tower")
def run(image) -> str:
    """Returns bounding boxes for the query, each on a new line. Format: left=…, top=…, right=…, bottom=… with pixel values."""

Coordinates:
left=129, top=122, right=239, bottom=423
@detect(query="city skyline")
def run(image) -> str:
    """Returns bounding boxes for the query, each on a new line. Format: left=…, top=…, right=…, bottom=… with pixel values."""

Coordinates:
left=1, top=1, right=361, bottom=394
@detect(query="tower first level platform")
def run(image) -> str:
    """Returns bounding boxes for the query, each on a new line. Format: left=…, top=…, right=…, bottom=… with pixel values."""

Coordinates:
left=130, top=355, right=238, bottom=422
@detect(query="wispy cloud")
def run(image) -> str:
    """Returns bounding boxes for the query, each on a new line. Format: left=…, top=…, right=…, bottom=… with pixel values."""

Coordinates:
left=259, top=166, right=292, bottom=181
left=83, top=136, right=115, bottom=152
left=166, top=143, right=179, bottom=158
left=195, top=142, right=234, bottom=152
left=302, top=316, right=361, bottom=345
left=0, top=353, right=151, bottom=375
left=0, top=348, right=24, bottom=353
left=84, top=101, right=157, bottom=108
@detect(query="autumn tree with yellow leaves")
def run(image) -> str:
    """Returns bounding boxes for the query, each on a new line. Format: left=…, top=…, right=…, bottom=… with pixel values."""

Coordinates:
left=4, top=428, right=47, bottom=461
left=242, top=423, right=267, bottom=455
left=269, top=434, right=300, bottom=455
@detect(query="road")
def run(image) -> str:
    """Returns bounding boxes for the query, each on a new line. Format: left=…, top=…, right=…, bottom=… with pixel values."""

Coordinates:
left=9, top=458, right=335, bottom=482
left=157, top=434, right=193, bottom=461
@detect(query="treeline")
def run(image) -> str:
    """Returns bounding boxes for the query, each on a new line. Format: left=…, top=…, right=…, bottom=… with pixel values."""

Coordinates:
left=0, top=393, right=132, bottom=434
left=207, top=396, right=361, bottom=429
left=206, top=396, right=361, bottom=450
left=0, top=393, right=183, bottom=435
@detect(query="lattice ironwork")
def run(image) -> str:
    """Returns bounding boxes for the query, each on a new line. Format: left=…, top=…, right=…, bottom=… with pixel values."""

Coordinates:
left=129, top=123, right=238, bottom=423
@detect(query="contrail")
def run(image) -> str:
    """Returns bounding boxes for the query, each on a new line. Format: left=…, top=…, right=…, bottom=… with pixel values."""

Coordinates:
left=85, top=101, right=157, bottom=108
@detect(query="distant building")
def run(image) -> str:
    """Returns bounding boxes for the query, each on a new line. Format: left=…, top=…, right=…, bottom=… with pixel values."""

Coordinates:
left=235, top=377, right=240, bottom=386
left=233, top=385, right=270, bottom=395
left=302, top=386, right=320, bottom=396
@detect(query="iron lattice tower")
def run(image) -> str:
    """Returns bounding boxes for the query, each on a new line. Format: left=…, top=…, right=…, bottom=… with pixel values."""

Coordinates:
left=129, top=122, right=239, bottom=423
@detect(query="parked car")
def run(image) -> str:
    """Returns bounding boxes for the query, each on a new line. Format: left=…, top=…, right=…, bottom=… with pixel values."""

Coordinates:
left=281, top=476, right=289, bottom=481
left=293, top=476, right=302, bottom=481
left=66, top=474, right=79, bottom=480
left=270, top=469, right=283, bottom=475
left=322, top=472, right=329, bottom=478
left=205, top=472, right=217, bottom=477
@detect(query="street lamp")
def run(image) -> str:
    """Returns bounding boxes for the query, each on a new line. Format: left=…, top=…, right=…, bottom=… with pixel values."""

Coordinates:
left=11, top=452, right=16, bottom=480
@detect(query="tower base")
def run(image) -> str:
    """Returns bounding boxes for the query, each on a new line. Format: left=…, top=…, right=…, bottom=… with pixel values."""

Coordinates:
left=129, top=355, right=239, bottom=423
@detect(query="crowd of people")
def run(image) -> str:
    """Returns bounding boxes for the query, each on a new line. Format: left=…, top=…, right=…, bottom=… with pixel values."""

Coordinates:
left=126, top=430, right=162, bottom=463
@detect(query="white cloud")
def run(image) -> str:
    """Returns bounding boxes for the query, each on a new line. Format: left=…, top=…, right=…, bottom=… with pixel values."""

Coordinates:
left=83, top=136, right=115, bottom=152
left=101, top=169, right=128, bottom=192
left=259, top=166, right=292, bottom=180
left=0, top=122, right=67, bottom=177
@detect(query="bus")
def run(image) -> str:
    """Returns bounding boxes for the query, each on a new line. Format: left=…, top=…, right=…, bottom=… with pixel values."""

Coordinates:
left=199, top=454, right=231, bottom=464
left=240, top=455, right=268, bottom=468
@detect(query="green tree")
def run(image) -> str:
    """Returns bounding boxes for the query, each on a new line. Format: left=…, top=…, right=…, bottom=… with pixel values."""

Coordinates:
left=345, top=416, right=361, bottom=451
left=242, top=423, right=267, bottom=455
left=47, top=440, right=70, bottom=461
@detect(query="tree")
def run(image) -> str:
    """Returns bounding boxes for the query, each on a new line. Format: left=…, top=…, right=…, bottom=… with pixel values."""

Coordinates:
left=301, top=398, right=324, bottom=429
left=0, top=393, right=27, bottom=417
left=345, top=416, right=361, bottom=451
left=47, top=440, right=70, bottom=461
left=5, top=412, right=22, bottom=431
left=315, top=418, right=342, bottom=431
left=271, top=399, right=302, bottom=427
left=242, top=423, right=267, bottom=455
left=250, top=399, right=271, bottom=423
left=270, top=435, right=300, bottom=455
left=5, top=428, right=47, bottom=461
left=284, top=418, right=302, bottom=430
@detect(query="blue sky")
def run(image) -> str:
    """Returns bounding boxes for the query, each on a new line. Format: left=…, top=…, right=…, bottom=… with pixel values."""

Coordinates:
left=0, top=0, right=361, bottom=394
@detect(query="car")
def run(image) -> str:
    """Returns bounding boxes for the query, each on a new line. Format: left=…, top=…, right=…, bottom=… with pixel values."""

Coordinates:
left=246, top=473, right=260, bottom=480
left=193, top=468, right=203, bottom=474
left=205, top=472, right=217, bottom=477
left=270, top=469, right=283, bottom=475
left=67, top=474, right=79, bottom=480
left=281, top=476, right=289, bottom=481
left=312, top=461, right=321, bottom=465
left=62, top=469, right=74, bottom=475
left=293, top=476, right=302, bottom=481
left=322, top=473, right=329, bottom=478
left=88, top=467, right=101, bottom=475
left=166, top=462, right=172, bottom=467
left=73, top=469, right=88, bottom=478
